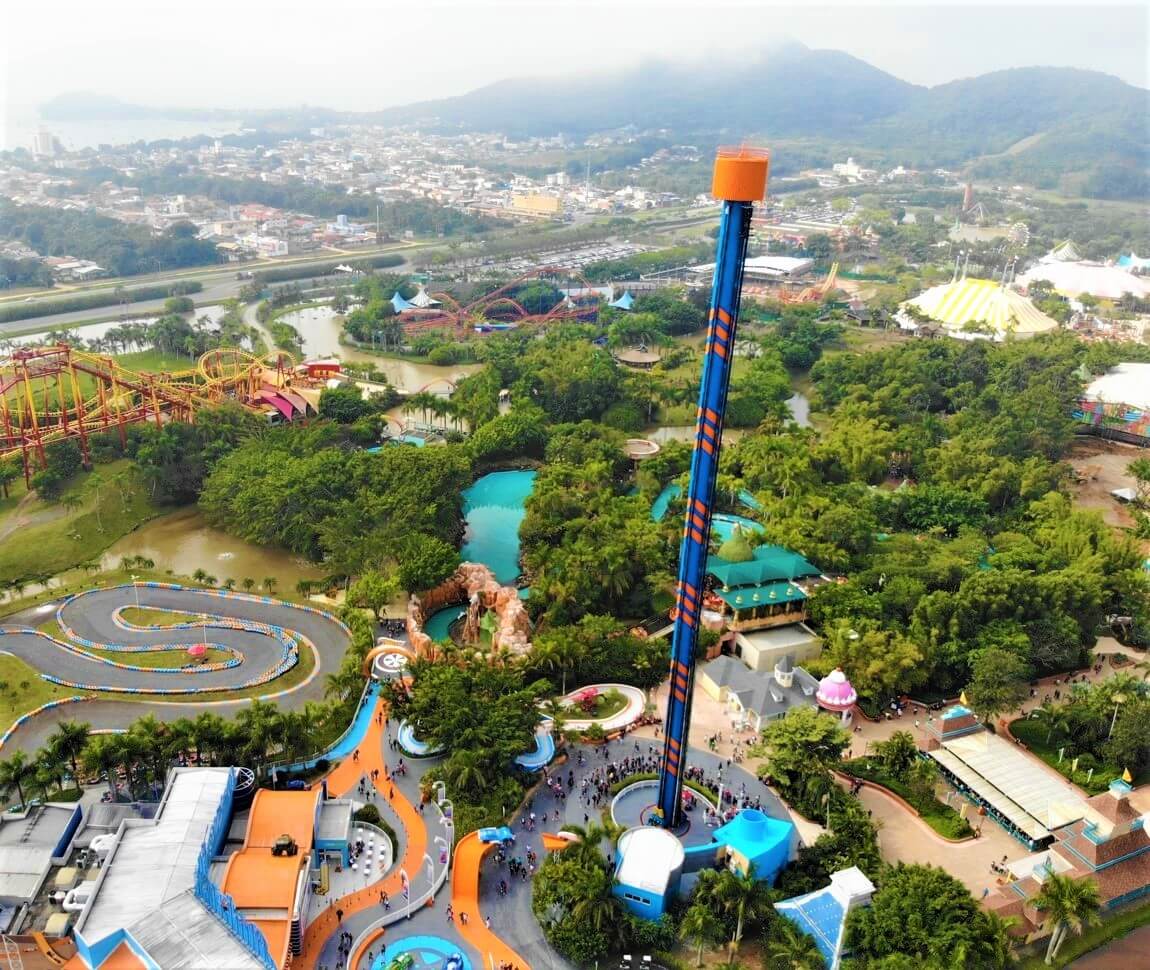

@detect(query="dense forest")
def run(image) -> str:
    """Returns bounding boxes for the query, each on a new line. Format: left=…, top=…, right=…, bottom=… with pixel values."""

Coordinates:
left=0, top=201, right=218, bottom=276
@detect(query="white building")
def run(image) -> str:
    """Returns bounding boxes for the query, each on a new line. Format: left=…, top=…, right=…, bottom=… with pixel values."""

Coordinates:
left=238, top=234, right=289, bottom=258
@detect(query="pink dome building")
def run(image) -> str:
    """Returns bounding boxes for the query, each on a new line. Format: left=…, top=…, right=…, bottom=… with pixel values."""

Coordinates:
left=816, top=668, right=857, bottom=722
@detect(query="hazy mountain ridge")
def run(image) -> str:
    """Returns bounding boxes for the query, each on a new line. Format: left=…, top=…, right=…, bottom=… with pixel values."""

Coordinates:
left=40, top=45, right=1150, bottom=198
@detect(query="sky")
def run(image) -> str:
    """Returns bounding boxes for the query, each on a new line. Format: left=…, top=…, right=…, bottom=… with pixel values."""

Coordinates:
left=2, top=0, right=1147, bottom=120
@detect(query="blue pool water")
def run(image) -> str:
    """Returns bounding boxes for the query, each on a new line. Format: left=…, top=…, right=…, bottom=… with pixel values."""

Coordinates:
left=651, top=483, right=764, bottom=541
left=370, top=935, right=472, bottom=970
left=423, top=606, right=465, bottom=641
left=398, top=720, right=444, bottom=757
left=711, top=512, right=764, bottom=542
left=461, top=470, right=536, bottom=584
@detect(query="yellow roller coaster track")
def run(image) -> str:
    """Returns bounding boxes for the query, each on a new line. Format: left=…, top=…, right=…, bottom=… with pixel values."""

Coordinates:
left=0, top=345, right=296, bottom=482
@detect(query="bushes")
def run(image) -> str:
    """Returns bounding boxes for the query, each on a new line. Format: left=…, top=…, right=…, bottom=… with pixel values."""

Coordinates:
left=0, top=281, right=203, bottom=324
left=842, top=758, right=974, bottom=839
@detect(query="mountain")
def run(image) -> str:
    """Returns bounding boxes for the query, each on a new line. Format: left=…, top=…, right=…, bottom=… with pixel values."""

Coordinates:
left=368, top=46, right=1148, bottom=199
left=39, top=46, right=1150, bottom=199
left=368, top=42, right=920, bottom=137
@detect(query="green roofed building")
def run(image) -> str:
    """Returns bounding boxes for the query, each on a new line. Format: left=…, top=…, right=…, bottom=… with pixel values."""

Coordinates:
left=703, top=541, right=822, bottom=635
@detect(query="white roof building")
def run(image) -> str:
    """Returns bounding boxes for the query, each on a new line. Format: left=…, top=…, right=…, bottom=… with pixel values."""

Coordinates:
left=1019, top=260, right=1150, bottom=301
left=1082, top=363, right=1150, bottom=411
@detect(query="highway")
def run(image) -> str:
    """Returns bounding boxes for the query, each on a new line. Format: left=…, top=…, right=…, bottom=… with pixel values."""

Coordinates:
left=0, top=208, right=719, bottom=340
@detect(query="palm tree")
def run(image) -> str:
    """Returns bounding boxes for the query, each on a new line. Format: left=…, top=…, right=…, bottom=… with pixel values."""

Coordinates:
left=222, top=578, right=236, bottom=591
left=262, top=577, right=278, bottom=594
left=48, top=720, right=90, bottom=785
left=714, top=865, right=775, bottom=952
left=1034, top=873, right=1101, bottom=964
left=444, top=750, right=487, bottom=795
left=765, top=919, right=825, bottom=969
left=83, top=735, right=122, bottom=802
left=680, top=902, right=723, bottom=967
left=192, top=568, right=208, bottom=584
left=242, top=578, right=256, bottom=593
left=0, top=751, right=38, bottom=808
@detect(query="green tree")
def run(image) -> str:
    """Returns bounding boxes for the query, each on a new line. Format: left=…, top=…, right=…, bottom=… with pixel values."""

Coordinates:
left=965, top=647, right=1032, bottom=725
left=874, top=731, right=919, bottom=781
left=347, top=569, right=400, bottom=621
left=680, top=903, right=723, bottom=967
left=756, top=708, right=850, bottom=813
left=48, top=720, right=90, bottom=784
left=846, top=863, right=1011, bottom=968
left=1033, top=873, right=1101, bottom=964
left=393, top=535, right=460, bottom=593
left=318, top=384, right=373, bottom=424
left=765, top=919, right=825, bottom=969
left=0, top=751, right=38, bottom=808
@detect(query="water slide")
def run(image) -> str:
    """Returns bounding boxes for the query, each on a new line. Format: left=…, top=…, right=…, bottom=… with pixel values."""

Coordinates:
left=451, top=832, right=530, bottom=970
left=299, top=696, right=429, bottom=965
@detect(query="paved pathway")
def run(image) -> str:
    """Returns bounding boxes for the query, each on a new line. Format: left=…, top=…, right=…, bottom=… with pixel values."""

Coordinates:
left=0, top=584, right=351, bottom=752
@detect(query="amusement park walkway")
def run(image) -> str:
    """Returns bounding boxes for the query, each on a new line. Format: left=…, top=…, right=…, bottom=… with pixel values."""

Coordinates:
left=300, top=695, right=440, bottom=970
left=0, top=585, right=351, bottom=753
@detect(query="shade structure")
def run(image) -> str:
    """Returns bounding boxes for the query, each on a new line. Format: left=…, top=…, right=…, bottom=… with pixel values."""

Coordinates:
left=905, top=278, right=1058, bottom=339
left=187, top=643, right=207, bottom=658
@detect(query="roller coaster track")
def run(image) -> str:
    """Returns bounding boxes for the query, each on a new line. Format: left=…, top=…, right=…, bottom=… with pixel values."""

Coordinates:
left=399, top=265, right=604, bottom=334
left=0, top=345, right=295, bottom=483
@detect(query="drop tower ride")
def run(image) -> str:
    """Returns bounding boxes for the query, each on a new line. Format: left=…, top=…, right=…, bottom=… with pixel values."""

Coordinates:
left=655, top=147, right=769, bottom=829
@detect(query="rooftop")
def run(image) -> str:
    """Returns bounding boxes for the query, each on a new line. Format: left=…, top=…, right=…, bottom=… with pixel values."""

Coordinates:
left=929, top=729, right=1087, bottom=842
left=707, top=544, right=822, bottom=589
left=616, top=827, right=684, bottom=894
left=715, top=581, right=806, bottom=611
left=77, top=767, right=232, bottom=942
left=702, top=654, right=819, bottom=721
left=1082, top=363, right=1150, bottom=412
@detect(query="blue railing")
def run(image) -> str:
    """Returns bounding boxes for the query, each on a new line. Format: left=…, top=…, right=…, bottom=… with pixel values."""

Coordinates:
left=193, top=769, right=276, bottom=969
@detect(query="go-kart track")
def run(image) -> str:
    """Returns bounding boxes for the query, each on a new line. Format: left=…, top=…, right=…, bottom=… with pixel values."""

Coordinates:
left=0, top=583, right=351, bottom=753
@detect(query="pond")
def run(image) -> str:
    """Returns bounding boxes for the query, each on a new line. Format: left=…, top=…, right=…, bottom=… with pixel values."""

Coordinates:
left=273, top=304, right=479, bottom=393
left=460, top=469, right=536, bottom=585
left=99, top=507, right=325, bottom=588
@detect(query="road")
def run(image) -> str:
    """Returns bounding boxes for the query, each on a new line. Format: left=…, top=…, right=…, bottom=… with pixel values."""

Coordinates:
left=0, top=584, right=351, bottom=752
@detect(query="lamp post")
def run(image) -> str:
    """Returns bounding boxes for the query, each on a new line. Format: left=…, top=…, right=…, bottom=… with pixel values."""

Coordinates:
left=1109, top=692, right=1127, bottom=739
left=130, top=574, right=140, bottom=610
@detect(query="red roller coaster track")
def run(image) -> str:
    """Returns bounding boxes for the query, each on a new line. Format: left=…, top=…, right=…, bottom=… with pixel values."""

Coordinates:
left=399, top=266, right=604, bottom=335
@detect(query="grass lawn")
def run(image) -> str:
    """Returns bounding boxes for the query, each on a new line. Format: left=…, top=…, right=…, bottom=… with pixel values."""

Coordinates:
left=83, top=646, right=233, bottom=669
left=0, top=654, right=87, bottom=728
left=1009, top=713, right=1146, bottom=794
left=841, top=758, right=974, bottom=840
left=115, top=349, right=199, bottom=374
left=1017, top=898, right=1150, bottom=969
left=117, top=607, right=207, bottom=627
left=567, top=688, right=629, bottom=721
left=0, top=460, right=165, bottom=586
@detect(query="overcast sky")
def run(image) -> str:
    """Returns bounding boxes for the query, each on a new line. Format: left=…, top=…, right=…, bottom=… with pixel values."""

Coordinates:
left=2, top=0, right=1147, bottom=118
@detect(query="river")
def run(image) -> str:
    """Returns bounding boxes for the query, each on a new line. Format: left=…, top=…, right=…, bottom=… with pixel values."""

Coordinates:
left=264, top=304, right=481, bottom=392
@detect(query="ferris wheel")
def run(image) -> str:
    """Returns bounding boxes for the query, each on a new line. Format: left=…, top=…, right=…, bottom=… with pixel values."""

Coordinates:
left=1007, top=222, right=1031, bottom=252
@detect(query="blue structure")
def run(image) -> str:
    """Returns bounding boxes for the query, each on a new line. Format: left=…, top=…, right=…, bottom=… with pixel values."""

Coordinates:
left=657, top=147, right=769, bottom=828
left=613, top=827, right=685, bottom=919
left=391, top=291, right=415, bottom=312
left=608, top=290, right=635, bottom=310
left=710, top=808, right=794, bottom=884
left=775, top=867, right=875, bottom=970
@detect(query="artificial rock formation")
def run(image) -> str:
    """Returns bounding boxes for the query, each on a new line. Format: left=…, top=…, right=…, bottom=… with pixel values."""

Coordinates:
left=407, top=562, right=532, bottom=659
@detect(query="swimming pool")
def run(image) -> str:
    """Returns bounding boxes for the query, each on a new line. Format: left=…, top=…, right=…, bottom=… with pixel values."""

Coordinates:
left=651, top=483, right=763, bottom=541
left=423, top=605, right=466, bottom=642
left=461, top=470, right=536, bottom=584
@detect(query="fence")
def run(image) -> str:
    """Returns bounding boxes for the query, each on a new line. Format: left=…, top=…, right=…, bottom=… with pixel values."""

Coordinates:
left=192, top=768, right=277, bottom=970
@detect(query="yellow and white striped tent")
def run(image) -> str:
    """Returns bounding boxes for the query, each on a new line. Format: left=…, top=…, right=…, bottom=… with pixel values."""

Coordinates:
left=905, top=278, right=1058, bottom=339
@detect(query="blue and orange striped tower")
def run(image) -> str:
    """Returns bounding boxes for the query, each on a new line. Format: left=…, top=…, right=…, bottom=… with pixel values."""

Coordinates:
left=656, top=147, right=769, bottom=829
